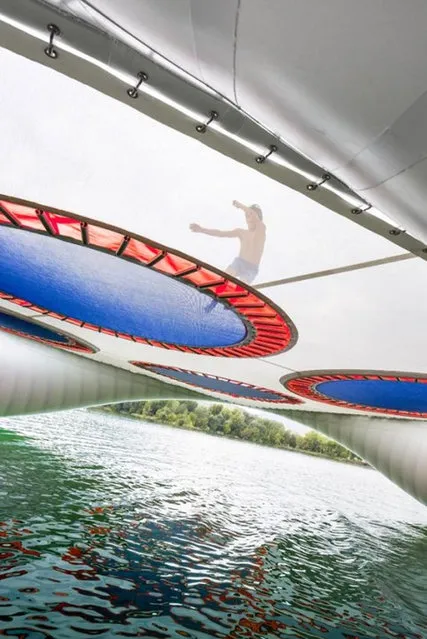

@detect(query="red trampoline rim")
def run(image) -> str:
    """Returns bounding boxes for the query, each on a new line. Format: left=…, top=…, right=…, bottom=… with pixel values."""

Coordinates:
left=282, top=370, right=427, bottom=418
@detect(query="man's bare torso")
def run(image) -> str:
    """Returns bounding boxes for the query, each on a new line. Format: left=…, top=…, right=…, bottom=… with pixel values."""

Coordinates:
left=238, top=223, right=266, bottom=266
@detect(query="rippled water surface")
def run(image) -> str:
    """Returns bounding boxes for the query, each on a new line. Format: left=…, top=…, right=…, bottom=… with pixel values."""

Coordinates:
left=1, top=410, right=427, bottom=638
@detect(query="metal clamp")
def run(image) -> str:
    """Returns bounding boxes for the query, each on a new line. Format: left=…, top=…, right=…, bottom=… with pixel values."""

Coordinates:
left=116, top=235, right=131, bottom=256
left=81, top=221, right=88, bottom=245
left=44, top=24, right=61, bottom=59
left=127, top=72, right=148, bottom=99
left=255, top=144, right=277, bottom=164
left=351, top=204, right=372, bottom=215
left=196, top=111, right=218, bottom=133
left=306, top=174, right=331, bottom=191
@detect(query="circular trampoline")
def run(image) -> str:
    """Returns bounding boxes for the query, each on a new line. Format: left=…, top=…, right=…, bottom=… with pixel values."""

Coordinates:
left=282, top=371, right=427, bottom=418
left=0, top=310, right=95, bottom=353
left=133, top=362, right=303, bottom=404
left=0, top=197, right=296, bottom=358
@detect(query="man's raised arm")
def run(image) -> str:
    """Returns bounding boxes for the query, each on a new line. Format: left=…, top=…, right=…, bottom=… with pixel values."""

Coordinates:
left=190, top=223, right=242, bottom=238
left=232, top=200, right=253, bottom=216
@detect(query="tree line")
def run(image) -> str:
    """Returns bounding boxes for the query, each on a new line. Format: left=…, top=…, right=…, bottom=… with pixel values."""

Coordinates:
left=103, top=400, right=364, bottom=464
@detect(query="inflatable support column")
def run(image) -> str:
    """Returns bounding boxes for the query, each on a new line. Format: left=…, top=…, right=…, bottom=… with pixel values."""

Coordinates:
left=274, top=409, right=427, bottom=505
left=0, top=332, right=205, bottom=417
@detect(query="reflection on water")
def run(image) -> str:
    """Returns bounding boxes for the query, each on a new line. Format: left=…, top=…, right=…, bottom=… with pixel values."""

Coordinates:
left=1, top=410, right=427, bottom=638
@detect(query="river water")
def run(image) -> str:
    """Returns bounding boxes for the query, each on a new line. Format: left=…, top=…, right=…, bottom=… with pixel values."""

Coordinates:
left=1, top=410, right=427, bottom=638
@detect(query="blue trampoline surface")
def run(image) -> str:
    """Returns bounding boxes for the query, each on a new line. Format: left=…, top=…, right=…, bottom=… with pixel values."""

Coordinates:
left=0, top=227, right=246, bottom=347
left=0, top=311, right=69, bottom=343
left=317, top=379, right=427, bottom=412
left=147, top=366, right=286, bottom=400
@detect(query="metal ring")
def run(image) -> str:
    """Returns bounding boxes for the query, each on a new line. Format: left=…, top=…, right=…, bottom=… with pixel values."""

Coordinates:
left=44, top=24, right=61, bottom=59
left=196, top=110, right=218, bottom=133
left=389, top=228, right=404, bottom=236
left=255, top=145, right=278, bottom=164
left=306, top=174, right=331, bottom=191
left=351, top=204, right=372, bottom=215
left=127, top=72, right=148, bottom=99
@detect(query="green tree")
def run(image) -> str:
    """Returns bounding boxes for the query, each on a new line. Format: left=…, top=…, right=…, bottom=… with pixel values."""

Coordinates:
left=102, top=400, right=364, bottom=464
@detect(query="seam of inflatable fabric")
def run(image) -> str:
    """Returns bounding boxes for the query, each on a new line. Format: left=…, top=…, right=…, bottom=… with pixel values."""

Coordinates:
left=357, top=153, right=427, bottom=192
left=259, top=359, right=299, bottom=374
left=188, top=0, right=205, bottom=83
left=232, top=0, right=241, bottom=104
left=72, top=0, right=219, bottom=95
left=336, top=89, right=427, bottom=174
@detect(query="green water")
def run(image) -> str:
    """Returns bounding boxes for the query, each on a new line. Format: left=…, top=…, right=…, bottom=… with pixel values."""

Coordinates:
left=0, top=410, right=427, bottom=638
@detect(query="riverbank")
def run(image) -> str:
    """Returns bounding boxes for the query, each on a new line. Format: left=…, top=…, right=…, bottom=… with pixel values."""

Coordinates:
left=95, top=401, right=369, bottom=467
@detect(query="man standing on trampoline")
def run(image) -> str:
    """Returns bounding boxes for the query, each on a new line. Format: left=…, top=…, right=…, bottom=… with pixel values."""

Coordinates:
left=190, top=200, right=266, bottom=284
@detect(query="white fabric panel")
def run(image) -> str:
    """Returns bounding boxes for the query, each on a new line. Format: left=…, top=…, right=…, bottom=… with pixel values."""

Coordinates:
left=236, top=0, right=427, bottom=171
left=360, top=157, right=427, bottom=245
left=48, top=0, right=238, bottom=99
left=48, top=0, right=427, bottom=174
left=335, top=90, right=427, bottom=191
left=50, top=0, right=202, bottom=77
left=266, top=258, right=427, bottom=374
left=189, top=0, right=238, bottom=99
